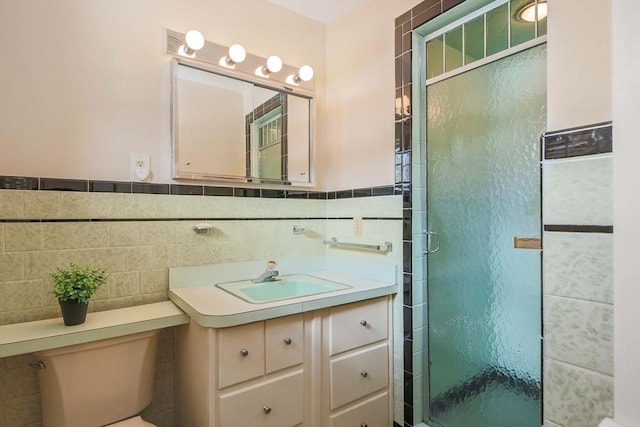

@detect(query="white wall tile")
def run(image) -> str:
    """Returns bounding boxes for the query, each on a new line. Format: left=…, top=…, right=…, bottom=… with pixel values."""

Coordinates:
left=544, top=358, right=613, bottom=427
left=544, top=232, right=613, bottom=303
left=543, top=157, right=612, bottom=225
left=544, top=295, right=613, bottom=375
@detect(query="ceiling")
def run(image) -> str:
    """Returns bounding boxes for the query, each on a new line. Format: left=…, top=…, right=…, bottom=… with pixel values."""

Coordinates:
left=268, top=0, right=372, bottom=24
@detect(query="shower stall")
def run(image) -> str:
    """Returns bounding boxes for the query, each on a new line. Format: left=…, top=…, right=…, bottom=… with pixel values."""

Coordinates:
left=411, top=1, right=547, bottom=425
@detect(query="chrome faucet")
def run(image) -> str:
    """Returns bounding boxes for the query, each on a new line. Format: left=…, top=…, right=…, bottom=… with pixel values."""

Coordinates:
left=251, top=260, right=279, bottom=283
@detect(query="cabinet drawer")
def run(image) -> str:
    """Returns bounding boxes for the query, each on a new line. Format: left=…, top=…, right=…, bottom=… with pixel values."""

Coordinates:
left=329, top=297, right=388, bottom=355
left=265, top=314, right=304, bottom=374
left=330, top=392, right=389, bottom=427
left=218, top=322, right=265, bottom=388
left=219, top=370, right=304, bottom=427
left=330, top=343, right=389, bottom=409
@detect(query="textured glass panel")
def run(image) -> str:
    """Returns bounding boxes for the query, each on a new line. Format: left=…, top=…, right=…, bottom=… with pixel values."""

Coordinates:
left=511, top=0, right=536, bottom=47
left=464, top=16, right=485, bottom=64
left=427, top=36, right=444, bottom=79
left=486, top=3, right=509, bottom=55
left=445, top=27, right=464, bottom=72
left=426, top=45, right=546, bottom=427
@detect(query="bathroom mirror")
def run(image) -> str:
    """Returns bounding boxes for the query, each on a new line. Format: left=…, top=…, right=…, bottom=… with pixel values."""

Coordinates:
left=171, top=59, right=314, bottom=186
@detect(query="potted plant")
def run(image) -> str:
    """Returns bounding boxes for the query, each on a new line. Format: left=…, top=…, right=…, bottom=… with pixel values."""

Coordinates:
left=50, top=264, right=108, bottom=326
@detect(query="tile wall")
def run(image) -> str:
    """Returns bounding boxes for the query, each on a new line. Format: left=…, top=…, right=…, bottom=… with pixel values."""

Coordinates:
left=542, top=123, right=614, bottom=427
left=0, top=180, right=403, bottom=427
left=394, top=1, right=465, bottom=426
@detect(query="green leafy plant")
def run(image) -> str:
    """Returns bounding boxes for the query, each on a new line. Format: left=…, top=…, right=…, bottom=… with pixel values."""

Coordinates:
left=50, top=264, right=108, bottom=304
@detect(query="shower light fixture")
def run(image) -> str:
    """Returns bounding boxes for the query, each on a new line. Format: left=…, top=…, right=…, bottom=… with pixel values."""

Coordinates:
left=517, top=0, right=547, bottom=22
left=178, top=29, right=205, bottom=58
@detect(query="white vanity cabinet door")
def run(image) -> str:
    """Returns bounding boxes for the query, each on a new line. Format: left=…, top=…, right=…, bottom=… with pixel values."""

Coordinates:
left=329, top=298, right=388, bottom=355
left=218, top=322, right=265, bottom=388
left=329, top=343, right=389, bottom=410
left=265, top=314, right=304, bottom=374
left=218, top=370, right=304, bottom=427
left=329, top=392, right=389, bottom=427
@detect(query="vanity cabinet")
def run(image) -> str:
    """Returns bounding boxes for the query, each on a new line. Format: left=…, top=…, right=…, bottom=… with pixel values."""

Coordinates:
left=323, top=297, right=391, bottom=427
left=175, top=296, right=392, bottom=427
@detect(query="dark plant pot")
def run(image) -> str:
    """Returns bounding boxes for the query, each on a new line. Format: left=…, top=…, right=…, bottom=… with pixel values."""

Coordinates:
left=59, top=299, right=89, bottom=326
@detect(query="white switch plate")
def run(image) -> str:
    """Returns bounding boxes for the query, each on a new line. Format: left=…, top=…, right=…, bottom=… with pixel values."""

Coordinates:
left=353, top=216, right=363, bottom=237
left=130, top=153, right=151, bottom=182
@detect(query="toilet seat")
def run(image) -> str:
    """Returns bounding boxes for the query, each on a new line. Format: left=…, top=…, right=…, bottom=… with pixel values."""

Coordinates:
left=105, top=416, right=156, bottom=427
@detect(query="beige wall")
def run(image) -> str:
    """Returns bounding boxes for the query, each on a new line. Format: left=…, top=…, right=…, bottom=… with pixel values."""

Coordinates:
left=324, top=0, right=421, bottom=190
left=547, top=0, right=612, bottom=130
left=0, top=1, right=327, bottom=186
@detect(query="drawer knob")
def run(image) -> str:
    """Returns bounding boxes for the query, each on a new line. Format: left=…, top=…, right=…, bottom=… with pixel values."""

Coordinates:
left=263, top=405, right=272, bottom=414
left=360, top=370, right=368, bottom=378
left=240, top=348, right=249, bottom=357
left=360, top=320, right=368, bottom=327
left=284, top=337, right=292, bottom=345
left=361, top=424, right=368, bottom=427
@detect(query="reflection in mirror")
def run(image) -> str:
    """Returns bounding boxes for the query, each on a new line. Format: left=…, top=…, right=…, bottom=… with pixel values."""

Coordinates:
left=172, top=60, right=313, bottom=185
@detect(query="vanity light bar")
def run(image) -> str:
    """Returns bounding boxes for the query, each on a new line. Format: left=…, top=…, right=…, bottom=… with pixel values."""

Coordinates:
left=166, top=29, right=315, bottom=91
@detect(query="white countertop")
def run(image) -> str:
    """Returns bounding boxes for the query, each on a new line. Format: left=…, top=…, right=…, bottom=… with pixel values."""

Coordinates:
left=169, top=270, right=397, bottom=328
left=0, top=301, right=189, bottom=358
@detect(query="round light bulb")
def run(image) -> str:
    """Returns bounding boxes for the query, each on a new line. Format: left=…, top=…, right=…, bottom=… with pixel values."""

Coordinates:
left=518, top=1, right=547, bottom=22
left=185, top=30, right=205, bottom=51
left=228, top=44, right=246, bottom=64
left=266, top=55, right=283, bottom=73
left=298, top=65, right=314, bottom=82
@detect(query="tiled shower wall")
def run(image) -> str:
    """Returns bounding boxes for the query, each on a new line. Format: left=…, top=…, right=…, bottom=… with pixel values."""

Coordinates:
left=542, top=123, right=614, bottom=427
left=0, top=184, right=402, bottom=427
left=394, top=1, right=465, bottom=425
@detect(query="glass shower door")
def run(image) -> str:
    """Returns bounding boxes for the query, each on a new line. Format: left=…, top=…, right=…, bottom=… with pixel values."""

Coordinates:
left=426, top=45, right=546, bottom=427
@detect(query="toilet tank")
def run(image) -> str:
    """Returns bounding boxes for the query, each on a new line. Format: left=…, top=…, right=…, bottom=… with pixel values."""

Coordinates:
left=35, top=330, right=160, bottom=427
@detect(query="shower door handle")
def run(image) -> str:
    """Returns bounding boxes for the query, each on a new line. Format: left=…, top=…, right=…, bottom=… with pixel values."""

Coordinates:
left=423, top=230, right=441, bottom=254
left=513, top=236, right=542, bottom=249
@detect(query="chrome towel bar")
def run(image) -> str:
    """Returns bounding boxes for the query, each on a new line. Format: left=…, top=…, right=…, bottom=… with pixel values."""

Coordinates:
left=322, top=237, right=393, bottom=253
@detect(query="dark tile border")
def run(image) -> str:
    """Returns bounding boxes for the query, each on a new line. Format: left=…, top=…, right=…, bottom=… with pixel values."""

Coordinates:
left=0, top=216, right=402, bottom=224
left=544, top=224, right=613, bottom=234
left=543, top=122, right=612, bottom=160
left=40, top=178, right=88, bottom=192
left=0, top=176, right=395, bottom=202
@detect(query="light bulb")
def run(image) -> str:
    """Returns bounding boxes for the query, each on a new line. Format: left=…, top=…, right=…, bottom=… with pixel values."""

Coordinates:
left=266, top=55, right=283, bottom=73
left=185, top=30, right=205, bottom=51
left=298, top=65, right=314, bottom=82
left=517, top=1, right=547, bottom=22
left=228, top=44, right=246, bottom=64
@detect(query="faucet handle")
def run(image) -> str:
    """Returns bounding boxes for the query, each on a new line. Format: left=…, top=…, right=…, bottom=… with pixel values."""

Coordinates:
left=267, top=260, right=277, bottom=271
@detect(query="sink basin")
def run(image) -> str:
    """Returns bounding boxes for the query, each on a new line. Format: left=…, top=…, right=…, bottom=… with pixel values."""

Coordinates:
left=215, top=274, right=351, bottom=303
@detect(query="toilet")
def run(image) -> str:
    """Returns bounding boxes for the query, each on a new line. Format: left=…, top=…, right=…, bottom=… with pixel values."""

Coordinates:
left=35, top=330, right=160, bottom=427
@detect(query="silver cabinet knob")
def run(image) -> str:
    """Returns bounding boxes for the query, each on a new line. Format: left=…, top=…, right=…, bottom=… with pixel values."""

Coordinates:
left=360, top=320, right=368, bottom=327
left=360, top=371, right=368, bottom=378
left=284, top=337, right=292, bottom=345
left=263, top=405, right=272, bottom=414
left=361, top=423, right=368, bottom=427
left=240, top=348, right=249, bottom=357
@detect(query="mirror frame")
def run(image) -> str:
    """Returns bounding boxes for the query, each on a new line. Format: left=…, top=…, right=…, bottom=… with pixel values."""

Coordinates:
left=170, top=57, right=316, bottom=187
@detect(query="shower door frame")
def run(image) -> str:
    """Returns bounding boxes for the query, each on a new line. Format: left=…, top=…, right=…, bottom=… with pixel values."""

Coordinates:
left=410, top=6, right=547, bottom=425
